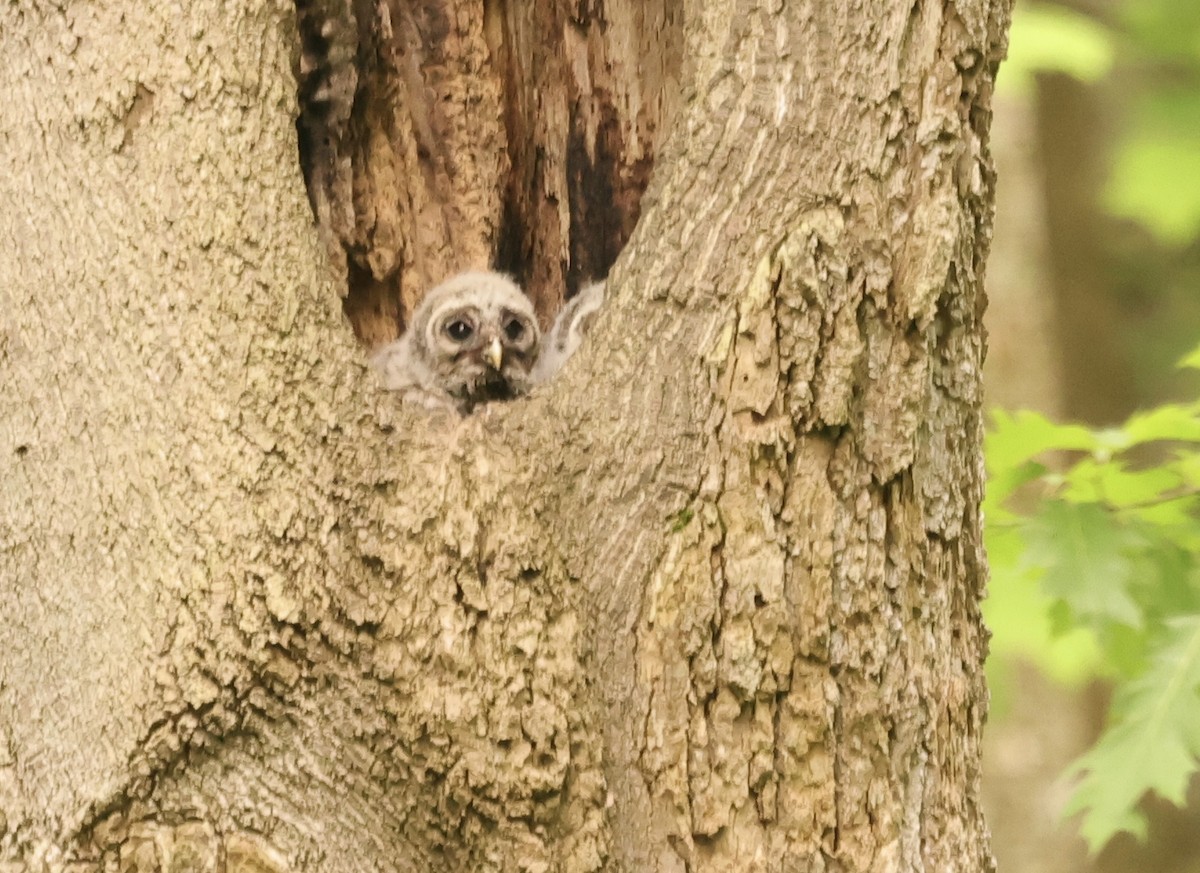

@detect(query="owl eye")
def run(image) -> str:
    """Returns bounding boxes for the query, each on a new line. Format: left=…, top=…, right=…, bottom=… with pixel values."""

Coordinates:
left=445, top=319, right=474, bottom=342
left=504, top=317, right=526, bottom=341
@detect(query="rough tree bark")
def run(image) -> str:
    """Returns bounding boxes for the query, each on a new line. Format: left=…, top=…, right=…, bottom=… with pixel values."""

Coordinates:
left=0, top=0, right=1009, bottom=871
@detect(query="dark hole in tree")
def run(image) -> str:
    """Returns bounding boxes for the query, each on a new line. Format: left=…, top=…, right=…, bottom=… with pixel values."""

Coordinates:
left=290, top=0, right=673, bottom=345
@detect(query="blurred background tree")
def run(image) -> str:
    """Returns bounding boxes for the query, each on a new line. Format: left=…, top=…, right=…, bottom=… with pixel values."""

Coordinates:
left=983, top=1, right=1200, bottom=871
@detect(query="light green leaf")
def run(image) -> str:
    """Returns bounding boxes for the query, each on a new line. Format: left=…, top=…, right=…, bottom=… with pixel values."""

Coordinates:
left=1174, top=452, right=1200, bottom=489
left=1022, top=501, right=1142, bottom=629
left=987, top=460, right=1049, bottom=509
left=1130, top=548, right=1200, bottom=622
left=984, top=544, right=1104, bottom=687
left=986, top=409, right=1097, bottom=475
left=1127, top=496, right=1200, bottom=533
left=1061, top=458, right=1184, bottom=507
left=1122, top=404, right=1200, bottom=446
left=1066, top=616, right=1200, bottom=850
left=1179, top=344, right=1200, bottom=370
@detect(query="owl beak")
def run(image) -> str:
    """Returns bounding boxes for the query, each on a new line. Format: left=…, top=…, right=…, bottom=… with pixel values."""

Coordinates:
left=484, top=336, right=504, bottom=370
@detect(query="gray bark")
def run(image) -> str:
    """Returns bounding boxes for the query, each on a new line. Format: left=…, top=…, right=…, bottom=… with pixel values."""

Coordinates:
left=0, top=0, right=1009, bottom=871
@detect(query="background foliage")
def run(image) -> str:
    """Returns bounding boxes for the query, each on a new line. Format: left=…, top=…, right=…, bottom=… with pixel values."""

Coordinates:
left=986, top=0, right=1200, bottom=854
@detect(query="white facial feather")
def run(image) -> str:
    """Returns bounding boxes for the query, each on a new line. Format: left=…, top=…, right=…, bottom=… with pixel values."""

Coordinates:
left=371, top=271, right=540, bottom=413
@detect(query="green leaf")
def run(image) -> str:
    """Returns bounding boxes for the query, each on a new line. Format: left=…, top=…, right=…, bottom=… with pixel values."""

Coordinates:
left=986, top=409, right=1097, bottom=475
left=1061, top=457, right=1184, bottom=507
left=1093, top=620, right=1150, bottom=681
left=986, top=460, right=1049, bottom=509
left=1022, top=501, right=1142, bottom=629
left=1066, top=616, right=1200, bottom=850
left=1130, top=547, right=1200, bottom=622
left=1122, top=403, right=1200, bottom=446
left=984, top=545, right=1104, bottom=686
left=1180, top=344, right=1200, bottom=370
left=1002, top=5, right=1115, bottom=95
left=1170, top=456, right=1200, bottom=520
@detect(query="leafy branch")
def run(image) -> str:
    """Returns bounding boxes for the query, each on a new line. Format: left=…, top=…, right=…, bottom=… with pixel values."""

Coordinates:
left=984, top=349, right=1200, bottom=851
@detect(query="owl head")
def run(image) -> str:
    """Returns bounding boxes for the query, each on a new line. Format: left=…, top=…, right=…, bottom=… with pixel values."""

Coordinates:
left=410, top=271, right=541, bottom=409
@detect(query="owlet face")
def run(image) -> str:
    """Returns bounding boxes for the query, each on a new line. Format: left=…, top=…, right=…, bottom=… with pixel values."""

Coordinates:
left=415, top=271, right=540, bottom=408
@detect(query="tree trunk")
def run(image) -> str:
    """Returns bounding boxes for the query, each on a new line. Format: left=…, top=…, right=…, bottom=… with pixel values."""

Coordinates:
left=0, top=0, right=1009, bottom=871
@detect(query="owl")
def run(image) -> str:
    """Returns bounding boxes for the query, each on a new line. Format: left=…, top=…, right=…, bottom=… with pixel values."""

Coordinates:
left=371, top=271, right=541, bottom=413
left=531, top=279, right=606, bottom=384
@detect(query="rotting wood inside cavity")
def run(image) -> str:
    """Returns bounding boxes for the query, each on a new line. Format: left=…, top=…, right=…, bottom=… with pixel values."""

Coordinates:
left=291, top=0, right=680, bottom=344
